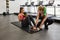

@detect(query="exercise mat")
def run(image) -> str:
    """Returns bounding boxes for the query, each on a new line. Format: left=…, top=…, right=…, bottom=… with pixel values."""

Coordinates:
left=11, top=21, right=39, bottom=34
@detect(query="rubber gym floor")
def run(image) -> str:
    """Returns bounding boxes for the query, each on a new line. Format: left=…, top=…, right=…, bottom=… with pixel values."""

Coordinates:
left=0, top=15, right=60, bottom=40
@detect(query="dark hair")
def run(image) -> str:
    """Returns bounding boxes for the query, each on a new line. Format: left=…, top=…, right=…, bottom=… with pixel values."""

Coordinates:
left=20, top=7, right=24, bottom=13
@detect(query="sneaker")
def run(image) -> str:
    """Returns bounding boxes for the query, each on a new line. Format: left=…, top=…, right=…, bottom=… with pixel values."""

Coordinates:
left=37, top=28, right=43, bottom=31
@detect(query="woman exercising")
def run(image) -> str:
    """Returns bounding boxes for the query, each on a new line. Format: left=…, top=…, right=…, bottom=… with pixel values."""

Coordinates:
left=18, top=7, right=36, bottom=30
left=36, top=6, right=53, bottom=31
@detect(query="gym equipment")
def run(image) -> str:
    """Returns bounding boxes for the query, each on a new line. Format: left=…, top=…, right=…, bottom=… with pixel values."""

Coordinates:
left=11, top=21, right=37, bottom=34
left=39, top=1, right=43, bottom=5
left=25, top=2, right=28, bottom=6
left=3, top=12, right=6, bottom=16
left=6, top=0, right=9, bottom=14
left=31, top=2, right=34, bottom=6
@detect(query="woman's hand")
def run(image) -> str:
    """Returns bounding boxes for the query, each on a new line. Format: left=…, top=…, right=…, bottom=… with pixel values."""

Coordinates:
left=39, top=14, right=47, bottom=29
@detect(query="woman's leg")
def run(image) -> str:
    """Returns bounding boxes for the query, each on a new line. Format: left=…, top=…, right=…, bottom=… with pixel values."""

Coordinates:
left=21, top=20, right=29, bottom=27
left=28, top=15, right=36, bottom=26
left=26, top=16, right=33, bottom=26
left=48, top=19, right=54, bottom=25
left=36, top=21, right=41, bottom=27
left=21, top=16, right=32, bottom=27
left=26, top=15, right=37, bottom=30
left=21, top=15, right=37, bottom=30
left=44, top=18, right=54, bottom=29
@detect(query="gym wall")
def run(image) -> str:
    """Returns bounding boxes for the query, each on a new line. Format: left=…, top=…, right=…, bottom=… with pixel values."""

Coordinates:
left=0, top=0, right=27, bottom=14
left=0, top=0, right=6, bottom=14
left=9, top=0, right=27, bottom=14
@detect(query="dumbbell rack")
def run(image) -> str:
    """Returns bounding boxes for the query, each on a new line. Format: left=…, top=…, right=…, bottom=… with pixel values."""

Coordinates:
left=6, top=0, right=9, bottom=14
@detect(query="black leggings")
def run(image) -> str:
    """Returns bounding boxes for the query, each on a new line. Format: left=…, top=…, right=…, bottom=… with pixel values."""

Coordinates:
left=37, top=17, right=54, bottom=28
left=21, top=15, right=36, bottom=27
left=21, top=15, right=53, bottom=28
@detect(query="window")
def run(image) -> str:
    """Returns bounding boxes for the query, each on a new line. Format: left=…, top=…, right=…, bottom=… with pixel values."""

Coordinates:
left=56, top=7, right=60, bottom=17
left=46, top=6, right=54, bottom=15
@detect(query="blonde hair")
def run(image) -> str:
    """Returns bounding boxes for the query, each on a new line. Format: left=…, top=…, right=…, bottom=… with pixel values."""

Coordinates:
left=38, top=6, right=44, bottom=11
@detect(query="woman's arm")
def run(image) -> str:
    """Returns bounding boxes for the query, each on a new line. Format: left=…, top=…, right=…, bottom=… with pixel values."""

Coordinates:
left=18, top=14, right=20, bottom=21
left=18, top=14, right=22, bottom=21
left=39, top=14, right=47, bottom=28
left=35, top=13, right=39, bottom=25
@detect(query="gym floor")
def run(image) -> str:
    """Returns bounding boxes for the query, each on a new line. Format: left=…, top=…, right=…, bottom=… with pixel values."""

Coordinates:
left=0, top=15, right=60, bottom=40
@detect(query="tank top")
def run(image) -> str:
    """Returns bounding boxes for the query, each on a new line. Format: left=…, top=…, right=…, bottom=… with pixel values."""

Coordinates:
left=39, top=7, right=47, bottom=19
